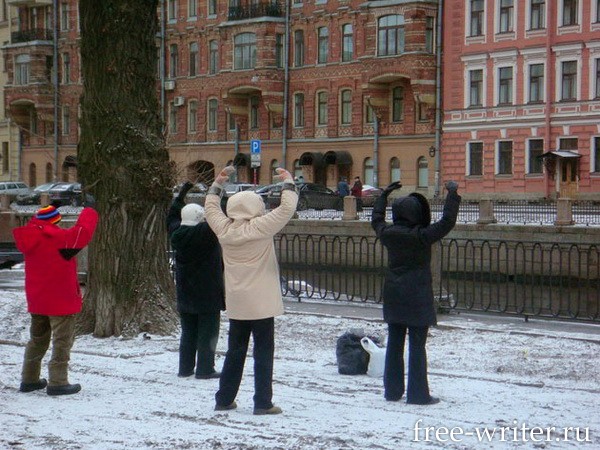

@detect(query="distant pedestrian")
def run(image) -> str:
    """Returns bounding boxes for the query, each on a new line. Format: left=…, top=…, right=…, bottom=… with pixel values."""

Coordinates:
left=168, top=182, right=225, bottom=379
left=371, top=180, right=461, bottom=405
left=13, top=204, right=98, bottom=396
left=205, top=165, right=298, bottom=415
left=337, top=177, right=350, bottom=197
left=351, top=176, right=363, bottom=211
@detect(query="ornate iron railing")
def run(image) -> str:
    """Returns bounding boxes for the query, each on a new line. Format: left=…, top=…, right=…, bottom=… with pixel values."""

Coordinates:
left=228, top=1, right=283, bottom=20
left=11, top=28, right=53, bottom=43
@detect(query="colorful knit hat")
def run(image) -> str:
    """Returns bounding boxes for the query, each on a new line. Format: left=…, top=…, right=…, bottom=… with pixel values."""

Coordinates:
left=35, top=205, right=62, bottom=224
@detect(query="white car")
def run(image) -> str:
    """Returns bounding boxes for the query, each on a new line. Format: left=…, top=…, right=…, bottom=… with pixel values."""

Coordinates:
left=0, top=181, right=30, bottom=198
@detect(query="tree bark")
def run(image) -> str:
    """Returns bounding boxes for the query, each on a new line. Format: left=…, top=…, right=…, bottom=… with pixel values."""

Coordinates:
left=77, top=0, right=177, bottom=337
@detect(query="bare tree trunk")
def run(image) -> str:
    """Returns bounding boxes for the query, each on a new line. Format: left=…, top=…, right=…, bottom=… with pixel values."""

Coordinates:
left=77, top=0, right=177, bottom=336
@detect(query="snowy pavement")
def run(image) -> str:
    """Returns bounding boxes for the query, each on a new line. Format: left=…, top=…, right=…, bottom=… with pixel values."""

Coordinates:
left=1, top=266, right=599, bottom=449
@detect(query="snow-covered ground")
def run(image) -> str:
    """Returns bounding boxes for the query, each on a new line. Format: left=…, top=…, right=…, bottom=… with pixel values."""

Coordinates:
left=1, top=265, right=599, bottom=449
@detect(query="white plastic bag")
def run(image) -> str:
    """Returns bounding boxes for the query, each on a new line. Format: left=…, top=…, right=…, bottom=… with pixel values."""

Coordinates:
left=360, top=337, right=385, bottom=378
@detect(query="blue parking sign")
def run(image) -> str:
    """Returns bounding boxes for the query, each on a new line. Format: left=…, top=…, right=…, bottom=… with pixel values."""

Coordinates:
left=251, top=140, right=261, bottom=154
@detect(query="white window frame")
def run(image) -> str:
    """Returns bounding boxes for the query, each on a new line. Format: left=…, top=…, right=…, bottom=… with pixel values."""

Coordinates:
left=521, top=48, right=546, bottom=104
left=495, top=140, right=513, bottom=175
left=168, top=0, right=177, bottom=22
left=465, top=0, right=486, bottom=40
left=495, top=0, right=516, bottom=35
left=462, top=54, right=488, bottom=108
left=207, top=98, right=218, bottom=132
left=557, top=0, right=582, bottom=30
left=466, top=141, right=484, bottom=176
left=188, top=0, right=197, bottom=18
left=188, top=100, right=198, bottom=134
left=586, top=41, right=600, bottom=100
left=526, top=138, right=544, bottom=174
left=553, top=44, right=582, bottom=102
left=591, top=136, right=600, bottom=173
left=525, top=0, right=547, bottom=32
left=491, top=50, right=517, bottom=106
left=593, top=0, right=600, bottom=27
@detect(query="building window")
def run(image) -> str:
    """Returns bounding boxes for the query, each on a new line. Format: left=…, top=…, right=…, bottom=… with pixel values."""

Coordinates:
left=425, top=17, right=434, bottom=53
left=530, top=0, right=545, bottom=29
left=417, top=102, right=428, bottom=122
left=169, top=44, right=178, bottom=78
left=340, top=89, right=352, bottom=125
left=342, top=24, right=353, bottom=62
left=189, top=42, right=198, bottom=76
left=29, top=163, right=36, bottom=187
left=188, top=0, right=197, bottom=17
left=249, top=96, right=259, bottom=129
left=529, top=63, right=544, bottom=103
left=469, top=69, right=483, bottom=107
left=528, top=139, right=544, bottom=174
left=60, top=2, right=69, bottom=30
left=468, top=142, right=483, bottom=176
left=390, top=87, right=404, bottom=122
left=365, top=104, right=375, bottom=124
left=497, top=141, right=512, bottom=175
left=62, top=53, right=70, bottom=84
left=317, top=27, right=329, bottom=64
left=390, top=157, right=401, bottom=182
left=561, top=61, right=577, bottom=100
left=15, top=54, right=30, bottom=85
left=46, top=162, right=53, bottom=182
left=62, top=106, right=70, bottom=136
left=559, top=137, right=577, bottom=151
left=499, top=0, right=514, bottom=33
left=209, top=40, right=218, bottom=74
left=470, top=0, right=484, bottom=36
left=317, top=91, right=328, bottom=126
left=168, top=0, right=177, bottom=20
left=593, top=137, right=600, bottom=172
left=234, top=33, right=256, bottom=70
left=597, top=0, right=600, bottom=22
left=208, top=99, right=217, bottom=131
left=294, top=93, right=304, bottom=127
left=169, top=102, right=177, bottom=134
left=562, top=0, right=578, bottom=26
left=364, top=157, right=374, bottom=186
left=188, top=100, right=197, bottom=133
left=228, top=112, right=236, bottom=131
left=294, top=30, right=304, bottom=67
left=275, top=33, right=284, bottom=68
left=2, top=143, right=8, bottom=174
left=417, top=157, right=429, bottom=188
left=208, top=0, right=216, bottom=15
left=595, top=58, right=600, bottom=99
left=30, top=109, right=37, bottom=135
left=378, top=15, right=405, bottom=56
left=498, top=67, right=513, bottom=105
left=269, top=160, right=279, bottom=182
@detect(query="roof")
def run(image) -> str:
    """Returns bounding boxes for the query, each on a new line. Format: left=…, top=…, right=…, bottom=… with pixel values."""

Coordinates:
left=538, top=150, right=582, bottom=159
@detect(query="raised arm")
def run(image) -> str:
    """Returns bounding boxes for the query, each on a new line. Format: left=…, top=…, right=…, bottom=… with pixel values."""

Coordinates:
left=371, top=181, right=401, bottom=238
left=204, top=166, right=236, bottom=237
left=420, top=181, right=461, bottom=244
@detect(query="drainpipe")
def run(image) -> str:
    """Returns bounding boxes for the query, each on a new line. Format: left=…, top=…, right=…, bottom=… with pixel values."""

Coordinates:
left=234, top=121, right=239, bottom=182
left=18, top=130, right=22, bottom=182
left=159, top=0, right=166, bottom=126
left=373, top=115, right=379, bottom=187
left=543, top=3, right=555, bottom=198
left=281, top=0, right=290, bottom=170
left=53, top=0, right=59, bottom=181
left=433, top=0, right=443, bottom=198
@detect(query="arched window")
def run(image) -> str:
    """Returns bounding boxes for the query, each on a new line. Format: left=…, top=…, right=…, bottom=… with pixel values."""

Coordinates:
left=169, top=44, right=178, bottom=78
left=364, top=157, right=374, bottom=186
left=293, top=159, right=303, bottom=180
left=189, top=42, right=199, bottom=77
left=340, top=89, right=352, bottom=125
left=391, top=87, right=404, bottom=122
left=417, top=157, right=429, bottom=188
left=46, top=163, right=53, bottom=182
left=270, top=159, right=279, bottom=183
left=390, top=157, right=401, bottom=182
left=209, top=40, right=218, bottom=74
left=29, top=163, right=36, bottom=187
left=234, top=33, right=256, bottom=70
left=317, top=27, right=329, bottom=64
left=316, top=91, right=328, bottom=126
left=188, top=100, right=198, bottom=133
left=342, top=24, right=353, bottom=62
left=378, top=15, right=405, bottom=56
left=208, top=99, right=218, bottom=131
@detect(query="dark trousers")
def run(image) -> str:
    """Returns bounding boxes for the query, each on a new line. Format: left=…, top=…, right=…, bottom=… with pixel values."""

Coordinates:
left=215, top=317, right=274, bottom=409
left=22, top=314, right=76, bottom=386
left=179, top=312, right=220, bottom=377
left=384, top=324, right=430, bottom=403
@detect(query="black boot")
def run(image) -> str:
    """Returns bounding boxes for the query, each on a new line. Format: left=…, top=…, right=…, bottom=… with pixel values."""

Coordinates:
left=19, top=378, right=48, bottom=393
left=47, top=383, right=81, bottom=396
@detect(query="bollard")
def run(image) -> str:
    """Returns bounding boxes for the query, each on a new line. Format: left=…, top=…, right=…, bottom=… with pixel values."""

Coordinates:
left=0, top=194, right=10, bottom=211
left=342, top=196, right=358, bottom=220
left=554, top=198, right=573, bottom=226
left=477, top=199, right=497, bottom=224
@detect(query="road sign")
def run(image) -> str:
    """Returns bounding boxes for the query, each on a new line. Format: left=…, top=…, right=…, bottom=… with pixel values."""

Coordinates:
left=251, top=153, right=261, bottom=168
left=250, top=140, right=261, bottom=154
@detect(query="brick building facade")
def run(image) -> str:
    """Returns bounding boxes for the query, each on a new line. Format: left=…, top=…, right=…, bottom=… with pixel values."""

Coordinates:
left=3, top=0, right=439, bottom=194
left=442, top=0, right=600, bottom=200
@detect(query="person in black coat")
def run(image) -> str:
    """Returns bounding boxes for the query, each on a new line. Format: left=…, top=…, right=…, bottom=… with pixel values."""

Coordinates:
left=371, top=180, right=461, bottom=405
left=168, top=182, right=225, bottom=379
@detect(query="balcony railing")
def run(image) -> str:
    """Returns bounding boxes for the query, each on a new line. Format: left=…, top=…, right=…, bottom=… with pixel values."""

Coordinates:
left=228, top=1, right=283, bottom=21
left=11, top=28, right=53, bottom=44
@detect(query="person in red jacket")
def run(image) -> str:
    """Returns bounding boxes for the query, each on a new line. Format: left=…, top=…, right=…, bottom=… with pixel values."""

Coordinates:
left=13, top=204, right=98, bottom=396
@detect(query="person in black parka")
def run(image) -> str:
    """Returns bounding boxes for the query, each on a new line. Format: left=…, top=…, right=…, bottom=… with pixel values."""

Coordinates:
left=168, top=182, right=225, bottom=379
left=371, top=180, right=461, bottom=405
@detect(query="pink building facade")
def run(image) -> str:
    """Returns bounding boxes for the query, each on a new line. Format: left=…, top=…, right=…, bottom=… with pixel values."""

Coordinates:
left=442, top=0, right=600, bottom=199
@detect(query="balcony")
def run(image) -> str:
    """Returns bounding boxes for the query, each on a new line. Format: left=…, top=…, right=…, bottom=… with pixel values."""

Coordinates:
left=228, top=1, right=283, bottom=21
left=11, top=28, right=53, bottom=44
left=6, top=0, right=52, bottom=6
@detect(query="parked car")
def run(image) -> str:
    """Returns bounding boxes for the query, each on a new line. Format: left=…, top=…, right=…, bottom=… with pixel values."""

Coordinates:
left=16, top=182, right=67, bottom=205
left=48, top=182, right=83, bottom=206
left=360, top=184, right=384, bottom=207
left=0, top=181, right=29, bottom=199
left=263, top=182, right=343, bottom=211
left=172, top=182, right=208, bottom=205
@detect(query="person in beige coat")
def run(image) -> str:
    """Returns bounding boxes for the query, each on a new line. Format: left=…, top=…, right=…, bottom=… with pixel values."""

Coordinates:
left=205, top=165, right=298, bottom=415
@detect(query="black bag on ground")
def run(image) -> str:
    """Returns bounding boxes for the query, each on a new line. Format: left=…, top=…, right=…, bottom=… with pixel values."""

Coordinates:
left=336, top=330, right=371, bottom=375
